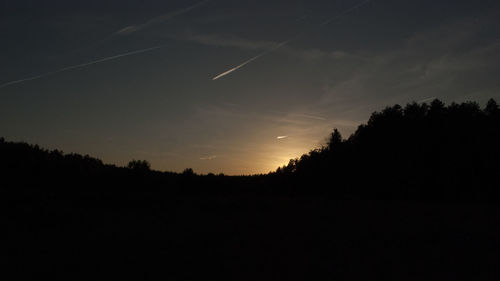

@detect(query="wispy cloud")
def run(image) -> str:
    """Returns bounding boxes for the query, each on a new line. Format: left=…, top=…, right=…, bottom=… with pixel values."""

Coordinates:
left=211, top=0, right=372, bottom=80
left=276, top=136, right=289, bottom=140
left=291, top=113, right=327, bottom=121
left=417, top=97, right=437, bottom=103
left=200, top=155, right=217, bottom=160
left=183, top=32, right=275, bottom=50
left=180, top=30, right=365, bottom=64
left=312, top=9, right=500, bottom=114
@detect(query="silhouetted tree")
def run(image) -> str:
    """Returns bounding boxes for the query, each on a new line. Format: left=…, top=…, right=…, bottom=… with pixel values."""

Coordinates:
left=427, top=98, right=446, bottom=117
left=182, top=168, right=195, bottom=176
left=282, top=159, right=298, bottom=174
left=485, top=98, right=499, bottom=116
left=328, top=129, right=343, bottom=150
left=127, top=160, right=151, bottom=171
left=404, top=102, right=428, bottom=120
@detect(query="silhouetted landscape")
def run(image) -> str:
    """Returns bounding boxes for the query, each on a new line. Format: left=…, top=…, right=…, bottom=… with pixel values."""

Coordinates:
left=4, top=99, right=500, bottom=280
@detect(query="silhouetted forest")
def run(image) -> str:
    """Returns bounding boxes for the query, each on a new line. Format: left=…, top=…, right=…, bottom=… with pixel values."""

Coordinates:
left=3, top=99, right=500, bottom=280
left=3, top=98, right=499, bottom=199
left=274, top=98, right=500, bottom=200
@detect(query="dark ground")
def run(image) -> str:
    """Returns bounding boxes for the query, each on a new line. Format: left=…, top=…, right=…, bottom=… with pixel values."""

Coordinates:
left=5, top=189, right=499, bottom=280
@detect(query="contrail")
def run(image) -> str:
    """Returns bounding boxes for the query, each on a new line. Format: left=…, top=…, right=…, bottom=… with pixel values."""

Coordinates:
left=320, top=0, right=372, bottom=26
left=417, top=97, right=437, bottom=103
left=0, top=44, right=169, bottom=89
left=212, top=0, right=372, bottom=80
left=114, top=0, right=211, bottom=36
left=292, top=113, right=327, bottom=121
left=212, top=37, right=297, bottom=80
left=53, top=0, right=212, bottom=65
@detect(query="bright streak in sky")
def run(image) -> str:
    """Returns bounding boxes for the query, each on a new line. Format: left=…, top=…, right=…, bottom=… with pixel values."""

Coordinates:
left=0, top=44, right=169, bottom=89
left=211, top=0, right=372, bottom=80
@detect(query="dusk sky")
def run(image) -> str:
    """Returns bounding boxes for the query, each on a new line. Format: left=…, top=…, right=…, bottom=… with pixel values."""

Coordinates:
left=1, top=0, right=499, bottom=174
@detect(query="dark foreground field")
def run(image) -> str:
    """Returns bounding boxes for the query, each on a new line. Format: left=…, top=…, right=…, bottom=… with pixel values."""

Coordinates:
left=6, top=192, right=500, bottom=280
left=3, top=99, right=500, bottom=280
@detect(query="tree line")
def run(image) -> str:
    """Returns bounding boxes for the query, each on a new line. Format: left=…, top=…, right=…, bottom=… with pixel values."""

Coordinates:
left=1, top=98, right=499, bottom=199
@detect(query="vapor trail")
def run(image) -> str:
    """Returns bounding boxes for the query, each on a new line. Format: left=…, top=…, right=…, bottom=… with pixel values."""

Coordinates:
left=0, top=44, right=169, bottom=89
left=212, top=0, right=372, bottom=81
left=417, top=97, right=437, bottom=103
left=212, top=37, right=297, bottom=80
left=320, top=0, right=372, bottom=26
left=61, top=0, right=212, bottom=61
left=114, top=0, right=211, bottom=36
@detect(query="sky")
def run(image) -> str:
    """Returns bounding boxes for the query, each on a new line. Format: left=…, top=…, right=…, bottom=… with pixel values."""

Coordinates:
left=1, top=0, right=500, bottom=175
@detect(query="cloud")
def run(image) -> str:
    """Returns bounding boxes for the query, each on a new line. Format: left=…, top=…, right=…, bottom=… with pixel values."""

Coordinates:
left=210, top=0, right=373, bottom=80
left=183, top=32, right=275, bottom=50
left=200, top=155, right=217, bottom=160
left=276, top=136, right=289, bottom=140
left=291, top=113, right=327, bottom=121
left=312, top=9, right=500, bottom=114
left=206, top=36, right=363, bottom=80
left=181, top=30, right=365, bottom=65
left=115, top=25, right=140, bottom=35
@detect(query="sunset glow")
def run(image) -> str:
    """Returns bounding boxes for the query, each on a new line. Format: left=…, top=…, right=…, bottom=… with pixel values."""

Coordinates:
left=1, top=0, right=499, bottom=174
